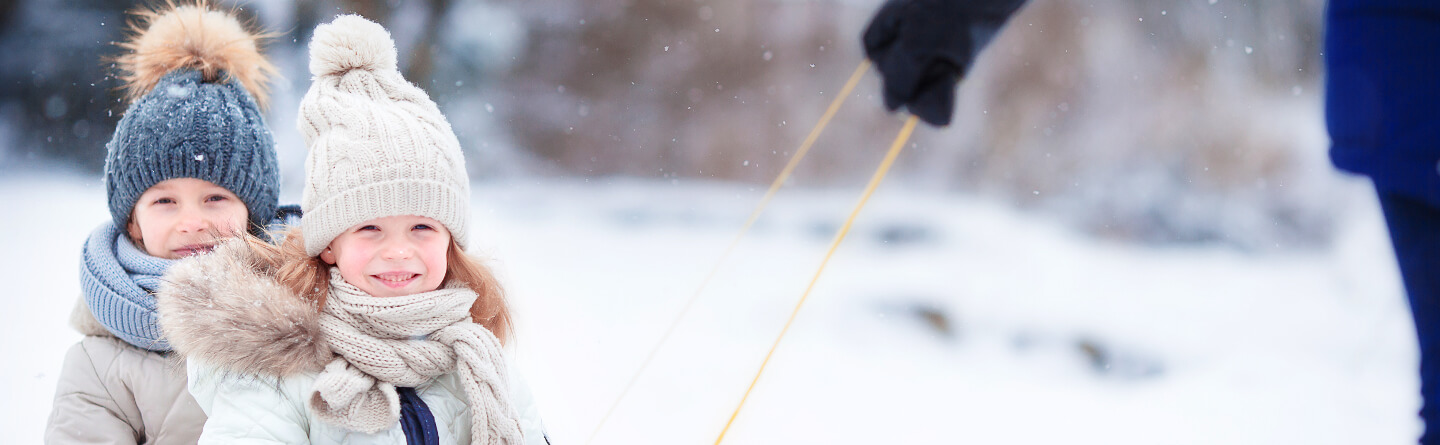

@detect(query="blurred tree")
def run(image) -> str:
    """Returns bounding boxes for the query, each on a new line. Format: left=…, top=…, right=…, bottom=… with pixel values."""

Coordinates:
left=0, top=0, right=278, bottom=172
left=332, top=0, right=452, bottom=88
left=939, top=0, right=1331, bottom=248
left=0, top=0, right=458, bottom=173
left=495, top=0, right=876, bottom=183
left=0, top=0, right=128, bottom=171
left=0, top=0, right=19, bottom=28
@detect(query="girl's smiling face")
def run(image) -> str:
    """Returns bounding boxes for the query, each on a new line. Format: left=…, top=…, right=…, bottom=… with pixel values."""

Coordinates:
left=126, top=178, right=249, bottom=259
left=320, top=215, right=451, bottom=298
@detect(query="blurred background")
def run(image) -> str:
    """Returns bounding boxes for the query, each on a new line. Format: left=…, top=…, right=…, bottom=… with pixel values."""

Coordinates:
left=0, top=0, right=1420, bottom=444
left=0, top=0, right=1337, bottom=249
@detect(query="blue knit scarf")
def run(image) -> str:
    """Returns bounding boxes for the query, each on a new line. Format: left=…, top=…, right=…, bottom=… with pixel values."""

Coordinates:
left=77, top=205, right=302, bottom=352
left=79, top=222, right=177, bottom=352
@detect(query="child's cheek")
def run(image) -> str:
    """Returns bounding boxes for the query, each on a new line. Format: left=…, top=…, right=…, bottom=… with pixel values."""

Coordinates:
left=225, top=205, right=250, bottom=234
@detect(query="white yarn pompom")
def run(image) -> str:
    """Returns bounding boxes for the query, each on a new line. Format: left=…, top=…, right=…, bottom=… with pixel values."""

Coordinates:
left=308, top=14, right=398, bottom=77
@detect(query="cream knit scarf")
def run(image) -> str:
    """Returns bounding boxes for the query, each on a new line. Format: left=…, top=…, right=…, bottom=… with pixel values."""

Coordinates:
left=309, top=268, right=523, bottom=444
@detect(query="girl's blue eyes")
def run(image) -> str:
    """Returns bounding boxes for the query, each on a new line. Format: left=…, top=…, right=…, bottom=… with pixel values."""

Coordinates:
left=356, top=224, right=435, bottom=232
left=151, top=195, right=229, bottom=205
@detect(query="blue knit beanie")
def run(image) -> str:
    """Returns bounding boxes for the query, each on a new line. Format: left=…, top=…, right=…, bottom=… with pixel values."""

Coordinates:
left=105, top=5, right=280, bottom=235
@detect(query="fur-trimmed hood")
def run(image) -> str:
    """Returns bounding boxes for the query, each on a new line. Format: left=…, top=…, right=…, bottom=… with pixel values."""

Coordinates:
left=157, top=238, right=331, bottom=376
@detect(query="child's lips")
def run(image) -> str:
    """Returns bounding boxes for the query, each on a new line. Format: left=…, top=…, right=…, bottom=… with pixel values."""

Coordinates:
left=172, top=244, right=216, bottom=258
left=372, top=272, right=419, bottom=288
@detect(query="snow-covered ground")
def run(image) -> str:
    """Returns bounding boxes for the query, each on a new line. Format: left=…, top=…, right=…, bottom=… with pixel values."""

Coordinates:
left=0, top=170, right=1418, bottom=444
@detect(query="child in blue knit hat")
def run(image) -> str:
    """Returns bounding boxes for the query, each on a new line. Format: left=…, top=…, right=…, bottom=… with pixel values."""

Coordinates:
left=43, top=4, right=296, bottom=444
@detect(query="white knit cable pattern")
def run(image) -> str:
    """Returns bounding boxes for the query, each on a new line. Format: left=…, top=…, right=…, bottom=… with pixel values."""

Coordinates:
left=310, top=269, right=523, bottom=444
left=298, top=15, right=470, bottom=256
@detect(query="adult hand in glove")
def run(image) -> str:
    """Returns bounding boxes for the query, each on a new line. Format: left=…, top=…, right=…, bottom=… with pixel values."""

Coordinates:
left=862, top=0, right=1025, bottom=126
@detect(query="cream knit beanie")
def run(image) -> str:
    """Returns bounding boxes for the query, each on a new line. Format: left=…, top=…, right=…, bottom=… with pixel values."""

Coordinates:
left=298, top=15, right=470, bottom=256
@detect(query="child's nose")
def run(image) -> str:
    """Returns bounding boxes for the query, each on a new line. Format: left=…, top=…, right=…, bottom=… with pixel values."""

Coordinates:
left=381, top=240, right=414, bottom=259
left=176, top=207, right=210, bottom=233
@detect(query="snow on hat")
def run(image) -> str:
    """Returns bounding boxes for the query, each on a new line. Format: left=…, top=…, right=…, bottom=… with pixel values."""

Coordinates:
left=298, top=14, right=471, bottom=256
left=106, top=4, right=280, bottom=235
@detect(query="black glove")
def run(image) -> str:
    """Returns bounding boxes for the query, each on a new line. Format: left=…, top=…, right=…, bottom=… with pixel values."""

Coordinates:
left=863, top=0, right=1025, bottom=126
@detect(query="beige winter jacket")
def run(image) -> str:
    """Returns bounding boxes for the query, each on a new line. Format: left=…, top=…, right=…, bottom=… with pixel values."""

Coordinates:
left=45, top=300, right=205, bottom=445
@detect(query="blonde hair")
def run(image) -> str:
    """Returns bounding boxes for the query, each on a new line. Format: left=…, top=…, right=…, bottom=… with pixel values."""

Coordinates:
left=243, top=226, right=512, bottom=344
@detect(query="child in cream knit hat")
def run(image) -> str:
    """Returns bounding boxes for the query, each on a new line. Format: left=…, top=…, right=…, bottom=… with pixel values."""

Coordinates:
left=297, top=17, right=473, bottom=257
left=157, top=15, right=549, bottom=445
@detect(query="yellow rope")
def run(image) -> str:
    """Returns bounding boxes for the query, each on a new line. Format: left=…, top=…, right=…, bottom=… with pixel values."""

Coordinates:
left=714, top=115, right=920, bottom=444
left=583, top=59, right=873, bottom=445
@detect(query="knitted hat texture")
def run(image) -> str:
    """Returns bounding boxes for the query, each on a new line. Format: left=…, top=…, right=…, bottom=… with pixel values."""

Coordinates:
left=106, top=5, right=280, bottom=234
left=299, top=15, right=471, bottom=256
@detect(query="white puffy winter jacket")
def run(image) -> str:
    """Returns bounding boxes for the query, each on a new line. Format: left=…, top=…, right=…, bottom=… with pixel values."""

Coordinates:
left=156, top=239, right=551, bottom=445
left=187, top=359, right=549, bottom=444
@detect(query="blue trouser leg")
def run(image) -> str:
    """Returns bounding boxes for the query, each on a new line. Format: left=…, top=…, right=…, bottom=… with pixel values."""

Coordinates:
left=1378, top=192, right=1440, bottom=444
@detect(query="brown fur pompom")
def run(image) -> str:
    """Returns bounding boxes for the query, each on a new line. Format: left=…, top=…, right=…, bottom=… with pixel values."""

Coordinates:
left=116, top=1, right=277, bottom=108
